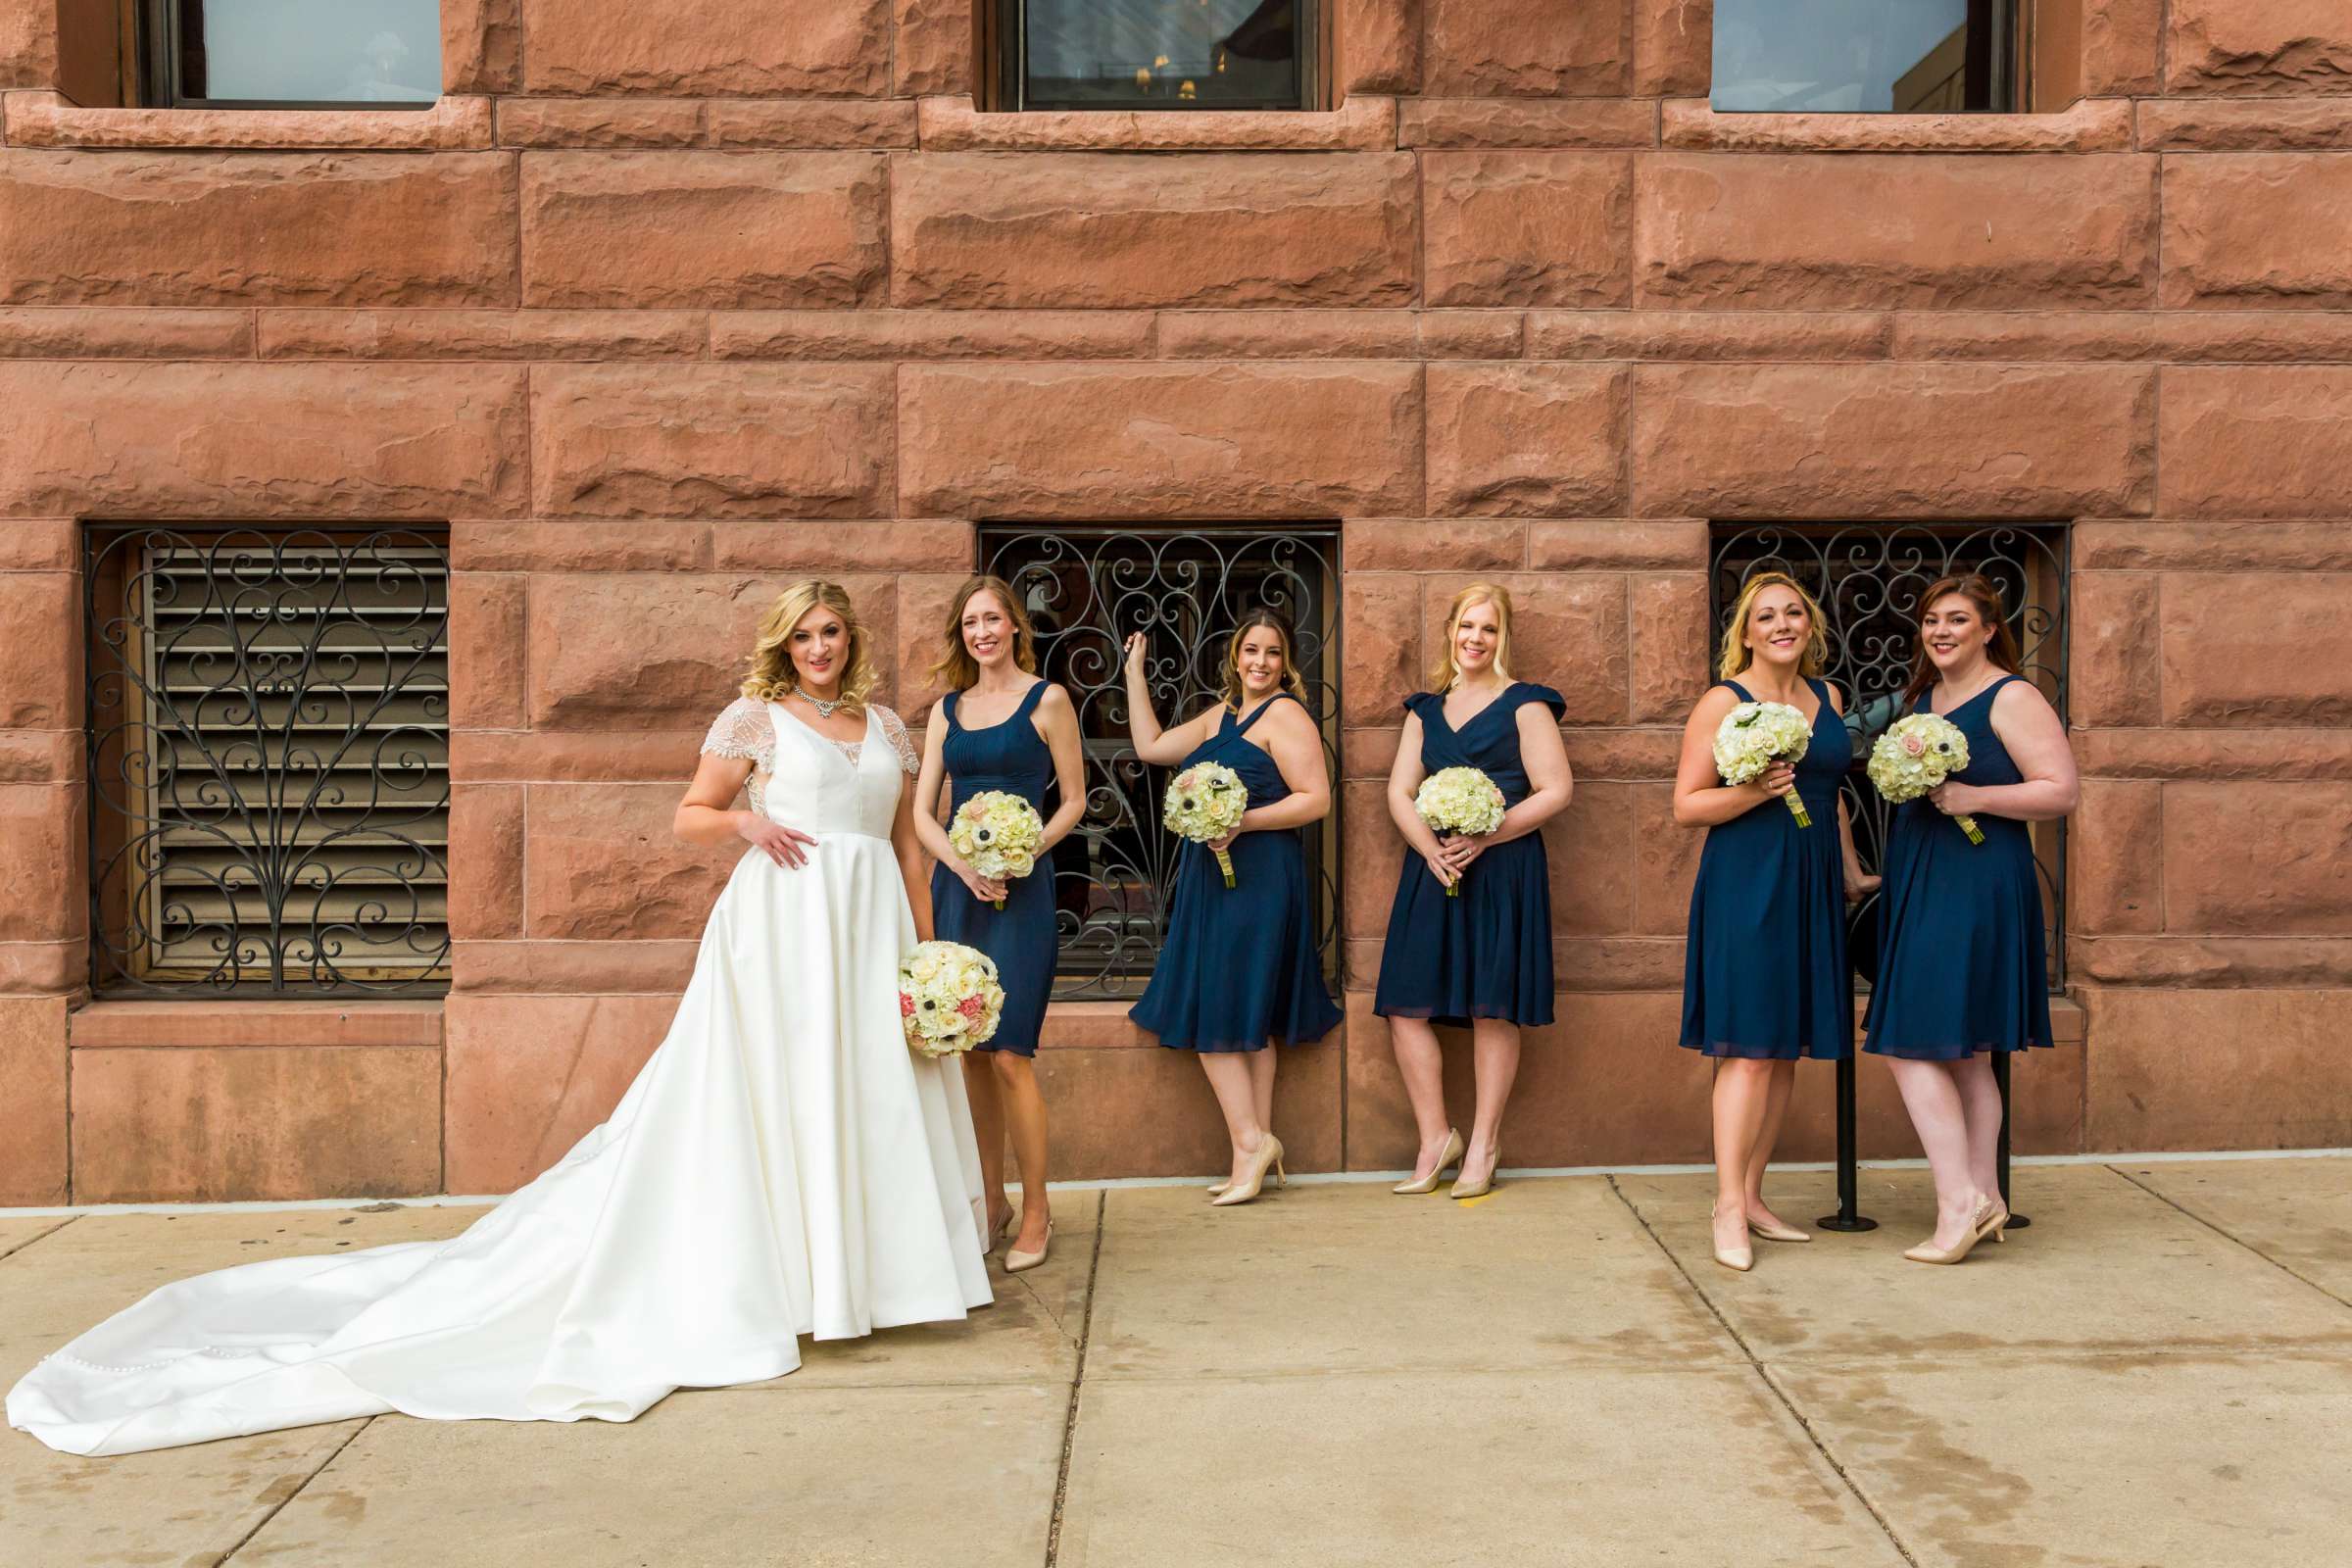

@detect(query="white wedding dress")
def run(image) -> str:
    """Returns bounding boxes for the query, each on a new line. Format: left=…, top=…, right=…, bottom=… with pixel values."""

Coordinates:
left=8, top=700, right=993, bottom=1457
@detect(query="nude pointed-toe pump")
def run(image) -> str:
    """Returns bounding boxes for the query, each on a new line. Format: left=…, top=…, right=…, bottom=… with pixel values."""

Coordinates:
left=1394, top=1129, right=1465, bottom=1196
left=1904, top=1199, right=1999, bottom=1265
left=1210, top=1136, right=1286, bottom=1207
left=1004, top=1221, right=1054, bottom=1274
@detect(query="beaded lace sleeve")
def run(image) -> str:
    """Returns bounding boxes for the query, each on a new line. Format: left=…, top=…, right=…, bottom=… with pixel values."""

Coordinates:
left=874, top=706, right=920, bottom=775
left=701, top=697, right=774, bottom=769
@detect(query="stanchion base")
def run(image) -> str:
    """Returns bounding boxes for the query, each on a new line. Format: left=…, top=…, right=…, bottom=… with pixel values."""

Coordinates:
left=2002, top=1213, right=2033, bottom=1230
left=1815, top=1214, right=1879, bottom=1233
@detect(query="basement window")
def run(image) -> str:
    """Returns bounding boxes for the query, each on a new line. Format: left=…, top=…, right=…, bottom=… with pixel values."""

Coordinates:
left=1712, top=0, right=2022, bottom=113
left=137, top=0, right=441, bottom=108
left=989, top=0, right=1319, bottom=112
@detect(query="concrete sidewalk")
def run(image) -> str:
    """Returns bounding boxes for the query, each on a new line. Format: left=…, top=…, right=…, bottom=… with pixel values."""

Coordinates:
left=3, top=1157, right=2347, bottom=1567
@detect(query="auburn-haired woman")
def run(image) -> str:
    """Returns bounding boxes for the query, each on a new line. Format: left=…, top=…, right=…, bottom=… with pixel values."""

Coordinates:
left=912, top=575, right=1084, bottom=1274
left=1674, top=572, right=1877, bottom=1272
left=1374, top=584, right=1573, bottom=1199
left=10, top=580, right=992, bottom=1455
left=1863, top=574, right=2076, bottom=1265
left=1123, top=608, right=1342, bottom=1206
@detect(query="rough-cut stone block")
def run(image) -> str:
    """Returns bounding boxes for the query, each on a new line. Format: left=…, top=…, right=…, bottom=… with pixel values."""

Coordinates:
left=1890, top=311, right=2352, bottom=364
left=1398, top=98, right=1655, bottom=149
left=711, top=518, right=971, bottom=571
left=2161, top=367, right=2352, bottom=517
left=533, top=365, right=895, bottom=517
left=0, top=573, right=77, bottom=728
left=2069, top=779, right=2163, bottom=935
left=2162, top=155, right=2352, bottom=310
left=0, top=940, right=74, bottom=994
left=2075, top=936, right=2352, bottom=987
left=446, top=994, right=678, bottom=1193
left=1628, top=573, right=1708, bottom=724
left=525, top=782, right=742, bottom=942
left=1039, top=1037, right=1343, bottom=1176
left=1422, top=152, right=1633, bottom=308
left=1344, top=519, right=1525, bottom=572
left=1339, top=0, right=1419, bottom=94
left=450, top=784, right=525, bottom=940
left=894, top=0, right=971, bottom=97
left=0, top=5, right=58, bottom=89
left=1426, top=365, right=1628, bottom=516
left=2165, top=784, right=2352, bottom=933
left=0, top=362, right=528, bottom=519
left=2137, top=98, right=2352, bottom=151
left=0, top=518, right=73, bottom=570
left=1637, top=154, right=2157, bottom=310
left=497, top=97, right=703, bottom=147
left=520, top=0, right=887, bottom=95
left=1527, top=520, right=1707, bottom=570
left=900, top=364, right=1422, bottom=519
left=706, top=99, right=917, bottom=149
left=1544, top=780, right=1639, bottom=936
left=1470, top=572, right=1628, bottom=726
left=1341, top=778, right=1404, bottom=941
left=1158, top=310, right=1418, bottom=361
left=1660, top=98, right=2132, bottom=152
left=0, top=996, right=67, bottom=1204
left=0, top=151, right=517, bottom=307
left=450, top=571, right=528, bottom=732
left=1632, top=364, right=2156, bottom=519
left=1425, top=0, right=1629, bottom=96
left=914, top=96, right=1396, bottom=152
left=1629, top=780, right=1699, bottom=935
left=892, top=571, right=967, bottom=720
left=710, top=310, right=1150, bottom=362
left=457, top=520, right=710, bottom=572
left=0, top=307, right=254, bottom=359
left=2166, top=0, right=2352, bottom=95
left=260, top=310, right=705, bottom=361
left=522, top=152, right=885, bottom=310
left=1418, top=311, right=1528, bottom=360
left=1634, top=0, right=1710, bottom=97
left=2073, top=728, right=2352, bottom=783
left=892, top=153, right=1417, bottom=309
left=0, top=730, right=79, bottom=785
left=1527, top=310, right=1891, bottom=362
left=455, top=938, right=699, bottom=994
left=71, top=1045, right=442, bottom=1201
left=456, top=728, right=705, bottom=783
left=4, top=92, right=497, bottom=149
left=2069, top=571, right=2161, bottom=726
left=2074, top=520, right=2352, bottom=572
left=1343, top=574, right=1423, bottom=727
left=2085, top=989, right=2352, bottom=1151
left=2083, top=0, right=2164, bottom=96
left=68, top=999, right=442, bottom=1049
left=445, top=0, right=523, bottom=93
left=2161, top=572, right=2352, bottom=726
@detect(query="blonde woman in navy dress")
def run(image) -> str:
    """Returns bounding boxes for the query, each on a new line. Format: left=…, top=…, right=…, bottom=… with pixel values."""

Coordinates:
left=1374, top=585, right=1573, bottom=1200
left=1123, top=609, right=1343, bottom=1206
left=1863, top=574, right=2077, bottom=1264
left=1674, top=573, right=1879, bottom=1272
left=913, top=576, right=1086, bottom=1274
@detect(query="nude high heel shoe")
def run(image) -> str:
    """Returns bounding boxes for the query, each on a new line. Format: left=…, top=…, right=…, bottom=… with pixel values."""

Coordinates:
left=1710, top=1203, right=1754, bottom=1272
left=1004, top=1221, right=1054, bottom=1274
left=1393, top=1129, right=1465, bottom=1196
left=1210, top=1135, right=1286, bottom=1207
left=1747, top=1214, right=1812, bottom=1244
left=1904, top=1198, right=1999, bottom=1265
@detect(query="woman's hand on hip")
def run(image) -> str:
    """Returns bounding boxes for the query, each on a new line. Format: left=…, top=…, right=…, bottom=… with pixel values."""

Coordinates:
left=736, top=811, right=816, bottom=869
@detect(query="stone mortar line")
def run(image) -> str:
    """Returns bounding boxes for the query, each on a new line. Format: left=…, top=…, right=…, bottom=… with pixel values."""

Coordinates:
left=0, top=1213, right=77, bottom=1263
left=213, top=1414, right=373, bottom=1566
left=1042, top=1195, right=1109, bottom=1568
left=1603, top=1174, right=1926, bottom=1568
left=2107, top=1162, right=2352, bottom=1313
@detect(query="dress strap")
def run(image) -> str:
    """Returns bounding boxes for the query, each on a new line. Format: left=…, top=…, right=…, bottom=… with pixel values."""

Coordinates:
left=942, top=688, right=962, bottom=729
left=1235, top=691, right=1299, bottom=737
left=1013, top=679, right=1049, bottom=722
left=1720, top=679, right=1755, bottom=704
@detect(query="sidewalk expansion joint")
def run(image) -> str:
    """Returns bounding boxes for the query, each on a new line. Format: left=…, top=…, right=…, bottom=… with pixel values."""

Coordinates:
left=215, top=1414, right=372, bottom=1566
left=0, top=1214, right=77, bottom=1265
left=1043, top=1201, right=1107, bottom=1568
left=2107, top=1163, right=2352, bottom=1314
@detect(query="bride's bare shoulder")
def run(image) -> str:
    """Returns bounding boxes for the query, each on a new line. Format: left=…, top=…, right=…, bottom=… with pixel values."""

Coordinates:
left=702, top=696, right=774, bottom=761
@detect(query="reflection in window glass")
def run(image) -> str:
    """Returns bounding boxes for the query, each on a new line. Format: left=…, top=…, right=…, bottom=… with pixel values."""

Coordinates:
left=1711, top=0, right=2015, bottom=114
left=1019, top=0, right=1302, bottom=109
left=183, top=0, right=440, bottom=104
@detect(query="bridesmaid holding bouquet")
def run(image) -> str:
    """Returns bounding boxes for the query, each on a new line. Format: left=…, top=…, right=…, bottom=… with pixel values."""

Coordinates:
left=912, top=576, right=1086, bottom=1273
left=1863, top=574, right=2077, bottom=1265
left=1374, top=585, right=1574, bottom=1199
left=1674, top=572, right=1878, bottom=1272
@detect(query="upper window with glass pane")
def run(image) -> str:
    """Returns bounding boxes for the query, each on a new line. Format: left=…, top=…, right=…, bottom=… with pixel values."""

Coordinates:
left=142, top=0, right=441, bottom=108
left=997, top=0, right=1313, bottom=111
left=1711, top=0, right=2020, bottom=113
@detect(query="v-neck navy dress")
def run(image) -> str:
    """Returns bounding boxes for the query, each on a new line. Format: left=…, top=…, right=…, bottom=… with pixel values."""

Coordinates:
left=1863, top=674, right=2055, bottom=1060
left=1374, top=683, right=1566, bottom=1028
left=1679, top=677, right=1854, bottom=1060
left=929, top=682, right=1055, bottom=1056
left=1129, top=694, right=1343, bottom=1054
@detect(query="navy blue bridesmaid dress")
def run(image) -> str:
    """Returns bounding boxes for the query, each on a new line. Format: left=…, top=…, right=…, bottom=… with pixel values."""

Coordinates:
left=1679, top=677, right=1854, bottom=1059
left=1374, top=682, right=1566, bottom=1028
left=928, top=682, right=1055, bottom=1057
left=1863, top=674, right=2054, bottom=1059
left=1129, top=693, right=1343, bottom=1053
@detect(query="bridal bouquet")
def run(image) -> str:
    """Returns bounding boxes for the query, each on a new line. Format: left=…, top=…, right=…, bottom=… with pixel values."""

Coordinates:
left=1714, top=702, right=1816, bottom=828
left=1164, top=761, right=1249, bottom=888
left=949, top=791, right=1043, bottom=910
left=899, top=940, right=1005, bottom=1057
left=1413, top=766, right=1506, bottom=898
left=1868, top=713, right=1984, bottom=846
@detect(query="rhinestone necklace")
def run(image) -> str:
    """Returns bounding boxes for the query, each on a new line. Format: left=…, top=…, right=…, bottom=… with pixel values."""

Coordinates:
left=799, top=690, right=847, bottom=718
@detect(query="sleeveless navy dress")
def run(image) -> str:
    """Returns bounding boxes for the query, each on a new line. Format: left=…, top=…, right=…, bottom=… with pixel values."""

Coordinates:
left=1374, top=683, right=1566, bottom=1028
left=1129, top=693, right=1343, bottom=1054
left=1679, top=677, right=1854, bottom=1059
left=928, top=682, right=1055, bottom=1057
left=1863, top=675, right=2055, bottom=1060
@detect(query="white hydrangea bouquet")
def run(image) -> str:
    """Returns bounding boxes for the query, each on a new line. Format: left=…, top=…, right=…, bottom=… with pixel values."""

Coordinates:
left=1413, top=766, right=1506, bottom=897
left=948, top=790, right=1043, bottom=910
left=1714, top=701, right=1816, bottom=828
left=899, top=940, right=1005, bottom=1057
left=1163, top=760, right=1249, bottom=888
left=1867, top=713, right=1984, bottom=846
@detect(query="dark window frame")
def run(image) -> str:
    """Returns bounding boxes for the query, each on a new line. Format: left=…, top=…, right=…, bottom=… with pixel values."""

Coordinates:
left=135, top=0, right=440, bottom=111
left=990, top=0, right=1322, bottom=114
left=1709, top=0, right=2025, bottom=115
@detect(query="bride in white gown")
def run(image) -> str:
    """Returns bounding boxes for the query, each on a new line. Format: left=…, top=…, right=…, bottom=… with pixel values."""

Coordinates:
left=8, top=580, right=993, bottom=1457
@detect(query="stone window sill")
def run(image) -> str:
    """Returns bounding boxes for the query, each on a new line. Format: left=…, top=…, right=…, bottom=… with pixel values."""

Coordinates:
left=1661, top=97, right=2133, bottom=154
left=917, top=94, right=1394, bottom=152
left=71, top=998, right=446, bottom=1050
left=3, top=92, right=493, bottom=151
left=1040, top=1000, right=1153, bottom=1049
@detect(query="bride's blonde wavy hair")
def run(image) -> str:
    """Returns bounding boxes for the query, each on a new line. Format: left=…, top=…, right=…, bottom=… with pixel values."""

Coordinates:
left=741, top=579, right=879, bottom=715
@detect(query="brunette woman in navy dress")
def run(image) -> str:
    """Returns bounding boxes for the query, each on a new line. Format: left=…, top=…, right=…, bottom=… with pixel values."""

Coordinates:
left=1863, top=574, right=2077, bottom=1265
left=1674, top=572, right=1879, bottom=1272
left=913, top=576, right=1086, bottom=1274
left=1123, top=608, right=1342, bottom=1206
left=1375, top=584, right=1574, bottom=1200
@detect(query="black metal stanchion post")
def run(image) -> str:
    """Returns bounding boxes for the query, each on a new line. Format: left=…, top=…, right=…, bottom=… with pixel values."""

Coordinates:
left=1816, top=1055, right=1877, bottom=1233
left=1991, top=1051, right=2031, bottom=1229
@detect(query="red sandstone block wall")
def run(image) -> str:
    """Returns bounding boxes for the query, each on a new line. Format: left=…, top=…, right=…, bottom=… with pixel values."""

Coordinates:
left=1, top=0, right=2349, bottom=1201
